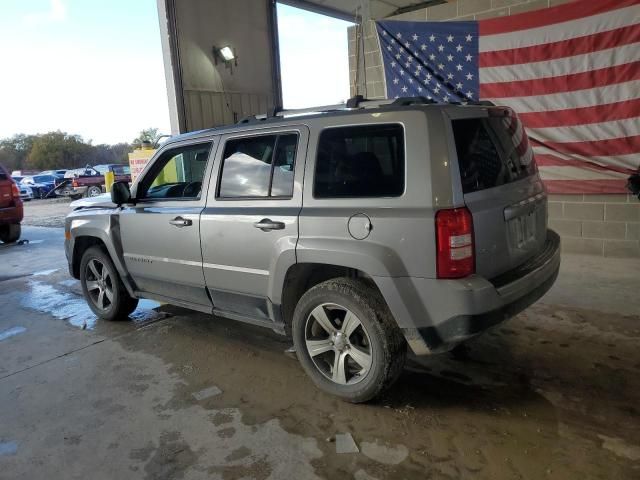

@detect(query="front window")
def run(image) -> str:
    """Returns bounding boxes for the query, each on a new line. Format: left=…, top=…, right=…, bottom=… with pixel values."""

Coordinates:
left=314, top=124, right=405, bottom=198
left=138, top=143, right=212, bottom=200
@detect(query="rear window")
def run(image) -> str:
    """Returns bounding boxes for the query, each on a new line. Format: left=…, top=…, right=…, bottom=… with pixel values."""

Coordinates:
left=314, top=124, right=404, bottom=198
left=452, top=113, right=536, bottom=194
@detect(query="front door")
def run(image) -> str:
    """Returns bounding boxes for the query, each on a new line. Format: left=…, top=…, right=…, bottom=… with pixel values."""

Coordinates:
left=200, top=127, right=308, bottom=320
left=119, top=139, right=216, bottom=308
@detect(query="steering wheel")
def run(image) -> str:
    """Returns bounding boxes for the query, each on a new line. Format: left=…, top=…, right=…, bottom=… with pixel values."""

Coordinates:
left=182, top=181, right=202, bottom=198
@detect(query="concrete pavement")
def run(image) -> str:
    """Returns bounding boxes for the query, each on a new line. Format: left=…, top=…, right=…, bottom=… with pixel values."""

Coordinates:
left=1, top=226, right=639, bottom=479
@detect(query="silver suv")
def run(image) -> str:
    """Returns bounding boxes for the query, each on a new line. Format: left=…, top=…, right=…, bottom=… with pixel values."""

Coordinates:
left=65, top=97, right=560, bottom=402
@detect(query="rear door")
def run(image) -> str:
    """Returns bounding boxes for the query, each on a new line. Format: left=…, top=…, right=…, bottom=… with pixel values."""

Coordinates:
left=200, top=127, right=307, bottom=321
left=446, top=107, right=547, bottom=279
left=0, top=166, right=12, bottom=208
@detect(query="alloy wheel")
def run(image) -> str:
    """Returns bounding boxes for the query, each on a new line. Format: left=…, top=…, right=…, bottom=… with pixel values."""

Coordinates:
left=84, top=258, right=114, bottom=311
left=304, top=303, right=373, bottom=385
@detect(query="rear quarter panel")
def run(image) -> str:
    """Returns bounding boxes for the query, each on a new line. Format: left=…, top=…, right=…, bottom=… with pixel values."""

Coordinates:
left=298, top=108, right=456, bottom=279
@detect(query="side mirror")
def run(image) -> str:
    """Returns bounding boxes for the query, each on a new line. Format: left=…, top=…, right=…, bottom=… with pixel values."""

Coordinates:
left=111, top=181, right=132, bottom=206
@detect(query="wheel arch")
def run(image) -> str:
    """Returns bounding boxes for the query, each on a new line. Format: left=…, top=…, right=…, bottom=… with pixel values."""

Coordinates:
left=68, top=214, right=136, bottom=296
left=279, top=262, right=386, bottom=332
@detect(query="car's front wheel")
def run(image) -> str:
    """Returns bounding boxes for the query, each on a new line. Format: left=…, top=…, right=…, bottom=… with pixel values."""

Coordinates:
left=0, top=224, right=21, bottom=244
left=292, top=278, right=406, bottom=403
left=80, top=246, right=138, bottom=321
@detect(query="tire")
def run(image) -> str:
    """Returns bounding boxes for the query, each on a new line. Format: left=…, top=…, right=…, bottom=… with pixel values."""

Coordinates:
left=86, top=186, right=102, bottom=197
left=292, top=277, right=406, bottom=403
left=80, top=246, right=138, bottom=321
left=0, top=224, right=21, bottom=244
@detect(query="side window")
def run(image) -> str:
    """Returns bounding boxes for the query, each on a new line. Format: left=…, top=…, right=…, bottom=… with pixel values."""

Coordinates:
left=138, top=142, right=212, bottom=200
left=218, top=133, right=298, bottom=198
left=314, top=124, right=405, bottom=198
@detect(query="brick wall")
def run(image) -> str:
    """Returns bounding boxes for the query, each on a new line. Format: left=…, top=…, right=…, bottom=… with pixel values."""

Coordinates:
left=347, top=0, right=639, bottom=258
left=549, top=194, right=640, bottom=258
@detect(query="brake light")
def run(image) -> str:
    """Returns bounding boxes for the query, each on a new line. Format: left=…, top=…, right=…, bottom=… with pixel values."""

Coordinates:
left=436, top=207, right=475, bottom=279
left=10, top=182, right=20, bottom=199
left=72, top=179, right=78, bottom=187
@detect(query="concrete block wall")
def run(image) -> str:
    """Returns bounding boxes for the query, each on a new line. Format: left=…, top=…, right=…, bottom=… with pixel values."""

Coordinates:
left=549, top=194, right=640, bottom=258
left=347, top=0, right=573, bottom=98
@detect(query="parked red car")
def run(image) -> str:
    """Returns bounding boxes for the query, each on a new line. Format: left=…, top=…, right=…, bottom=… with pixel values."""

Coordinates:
left=0, top=163, right=23, bottom=243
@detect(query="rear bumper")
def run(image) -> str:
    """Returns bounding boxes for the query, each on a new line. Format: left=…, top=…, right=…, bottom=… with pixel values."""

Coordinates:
left=375, top=230, right=561, bottom=355
left=0, top=205, right=24, bottom=225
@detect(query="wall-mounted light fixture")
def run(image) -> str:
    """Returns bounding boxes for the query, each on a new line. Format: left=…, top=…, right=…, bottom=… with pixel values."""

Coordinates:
left=213, top=45, right=238, bottom=72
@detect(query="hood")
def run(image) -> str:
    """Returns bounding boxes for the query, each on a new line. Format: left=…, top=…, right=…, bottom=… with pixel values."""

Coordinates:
left=70, top=193, right=116, bottom=209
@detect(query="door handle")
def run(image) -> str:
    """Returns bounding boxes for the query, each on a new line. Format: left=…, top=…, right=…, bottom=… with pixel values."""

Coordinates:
left=253, top=218, right=285, bottom=231
left=169, top=216, right=193, bottom=227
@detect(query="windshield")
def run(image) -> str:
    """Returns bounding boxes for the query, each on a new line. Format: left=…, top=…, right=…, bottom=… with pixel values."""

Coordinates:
left=452, top=110, right=536, bottom=194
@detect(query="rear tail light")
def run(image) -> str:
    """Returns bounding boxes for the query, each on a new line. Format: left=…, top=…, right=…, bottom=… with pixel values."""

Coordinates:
left=72, top=179, right=78, bottom=187
left=436, top=207, right=475, bottom=279
left=10, top=182, right=20, bottom=199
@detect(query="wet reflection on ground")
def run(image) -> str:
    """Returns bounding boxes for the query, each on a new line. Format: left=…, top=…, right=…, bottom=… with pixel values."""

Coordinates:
left=20, top=274, right=170, bottom=330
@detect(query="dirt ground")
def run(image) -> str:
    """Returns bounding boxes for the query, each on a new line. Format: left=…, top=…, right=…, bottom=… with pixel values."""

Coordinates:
left=21, top=197, right=73, bottom=228
left=1, top=223, right=639, bottom=479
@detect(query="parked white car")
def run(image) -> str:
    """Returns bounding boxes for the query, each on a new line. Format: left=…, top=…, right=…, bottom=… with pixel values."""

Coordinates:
left=18, top=184, right=34, bottom=201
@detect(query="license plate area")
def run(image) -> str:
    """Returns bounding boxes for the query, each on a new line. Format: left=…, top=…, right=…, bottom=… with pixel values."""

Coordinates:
left=508, top=210, right=538, bottom=249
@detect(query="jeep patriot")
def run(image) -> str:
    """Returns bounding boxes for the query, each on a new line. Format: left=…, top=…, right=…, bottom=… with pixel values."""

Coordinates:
left=65, top=97, right=560, bottom=402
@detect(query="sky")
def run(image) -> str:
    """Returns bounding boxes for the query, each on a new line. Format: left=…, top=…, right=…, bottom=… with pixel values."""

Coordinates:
left=277, top=4, right=353, bottom=109
left=0, top=0, right=352, bottom=145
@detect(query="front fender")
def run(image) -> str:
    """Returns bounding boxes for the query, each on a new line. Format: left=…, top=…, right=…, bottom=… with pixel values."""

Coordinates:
left=67, top=210, right=136, bottom=296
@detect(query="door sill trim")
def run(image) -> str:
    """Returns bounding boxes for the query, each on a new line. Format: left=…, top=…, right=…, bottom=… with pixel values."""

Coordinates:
left=213, top=308, right=286, bottom=335
left=133, top=291, right=213, bottom=314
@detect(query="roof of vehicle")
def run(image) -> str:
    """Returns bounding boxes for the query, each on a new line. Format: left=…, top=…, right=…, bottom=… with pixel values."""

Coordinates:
left=163, top=96, right=496, bottom=146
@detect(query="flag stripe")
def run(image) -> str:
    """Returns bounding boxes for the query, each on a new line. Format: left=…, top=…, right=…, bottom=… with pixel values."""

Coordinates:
left=527, top=117, right=640, bottom=145
left=479, top=0, right=638, bottom=36
left=536, top=154, right=634, bottom=175
left=531, top=134, right=640, bottom=157
left=479, top=4, right=639, bottom=52
left=480, top=61, right=640, bottom=98
left=542, top=179, right=628, bottom=194
left=518, top=98, right=640, bottom=128
left=479, top=42, right=640, bottom=83
left=533, top=146, right=638, bottom=172
left=479, top=23, right=640, bottom=68
left=486, top=80, right=640, bottom=112
left=539, top=165, right=627, bottom=180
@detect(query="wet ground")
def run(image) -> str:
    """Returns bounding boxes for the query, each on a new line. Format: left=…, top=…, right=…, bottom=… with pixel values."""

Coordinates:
left=1, top=225, right=639, bottom=479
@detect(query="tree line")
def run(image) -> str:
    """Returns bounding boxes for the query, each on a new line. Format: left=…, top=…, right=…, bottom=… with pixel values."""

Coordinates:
left=0, top=128, right=163, bottom=172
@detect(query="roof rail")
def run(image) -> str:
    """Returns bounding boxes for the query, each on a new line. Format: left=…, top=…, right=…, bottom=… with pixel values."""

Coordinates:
left=235, top=96, right=492, bottom=124
left=391, top=96, right=437, bottom=106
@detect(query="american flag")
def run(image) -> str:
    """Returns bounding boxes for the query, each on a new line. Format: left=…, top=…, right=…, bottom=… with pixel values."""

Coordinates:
left=376, top=0, right=640, bottom=194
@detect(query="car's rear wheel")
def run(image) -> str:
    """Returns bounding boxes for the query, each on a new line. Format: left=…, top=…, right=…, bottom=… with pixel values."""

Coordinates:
left=80, top=246, right=138, bottom=321
left=0, top=224, right=21, bottom=244
left=292, top=278, right=406, bottom=403
left=86, top=186, right=102, bottom=197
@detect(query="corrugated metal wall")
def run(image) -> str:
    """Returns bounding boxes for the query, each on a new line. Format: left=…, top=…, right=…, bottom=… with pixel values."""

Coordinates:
left=183, top=90, right=274, bottom=131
